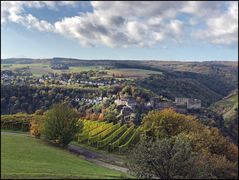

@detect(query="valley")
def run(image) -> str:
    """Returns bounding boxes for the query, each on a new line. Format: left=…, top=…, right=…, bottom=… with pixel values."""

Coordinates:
left=1, top=58, right=238, bottom=179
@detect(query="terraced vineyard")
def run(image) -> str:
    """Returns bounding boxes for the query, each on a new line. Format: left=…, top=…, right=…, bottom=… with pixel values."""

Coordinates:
left=76, top=120, right=141, bottom=153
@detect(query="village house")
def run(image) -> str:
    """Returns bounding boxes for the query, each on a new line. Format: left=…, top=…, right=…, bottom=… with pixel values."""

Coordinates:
left=149, top=97, right=174, bottom=110
left=174, top=97, right=201, bottom=109
left=156, top=101, right=173, bottom=110
left=114, top=97, right=137, bottom=109
left=121, top=106, right=133, bottom=117
left=118, top=106, right=134, bottom=124
left=114, top=98, right=127, bottom=106
left=187, top=99, right=201, bottom=109
left=175, top=97, right=188, bottom=106
left=59, top=80, right=67, bottom=85
left=38, top=79, right=45, bottom=83
left=126, top=97, right=137, bottom=109
left=2, top=79, right=11, bottom=85
left=150, top=97, right=162, bottom=108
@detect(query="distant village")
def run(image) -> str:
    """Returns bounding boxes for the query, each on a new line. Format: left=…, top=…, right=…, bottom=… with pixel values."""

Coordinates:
left=1, top=70, right=129, bottom=87
left=113, top=96, right=202, bottom=123
left=1, top=69, right=202, bottom=123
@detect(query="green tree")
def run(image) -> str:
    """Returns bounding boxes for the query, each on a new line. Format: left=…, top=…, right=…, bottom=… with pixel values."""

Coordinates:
left=43, top=103, right=82, bottom=147
left=128, top=134, right=213, bottom=179
left=104, top=109, right=118, bottom=124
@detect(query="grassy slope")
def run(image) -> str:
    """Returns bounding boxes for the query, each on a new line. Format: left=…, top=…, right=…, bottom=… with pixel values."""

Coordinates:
left=210, top=91, right=238, bottom=127
left=1, top=133, right=128, bottom=179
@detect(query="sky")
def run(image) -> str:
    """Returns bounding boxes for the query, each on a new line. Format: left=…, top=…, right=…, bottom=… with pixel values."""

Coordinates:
left=1, top=1, right=238, bottom=61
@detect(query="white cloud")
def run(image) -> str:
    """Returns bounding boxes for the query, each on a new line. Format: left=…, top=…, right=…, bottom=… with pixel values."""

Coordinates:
left=1, top=0, right=88, bottom=35
left=1, top=1, right=83, bottom=24
left=181, top=1, right=222, bottom=16
left=23, top=14, right=54, bottom=32
left=193, top=2, right=238, bottom=46
left=1, top=1, right=238, bottom=47
left=53, top=1, right=187, bottom=47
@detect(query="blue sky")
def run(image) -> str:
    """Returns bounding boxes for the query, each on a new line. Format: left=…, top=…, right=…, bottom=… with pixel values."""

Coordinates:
left=1, top=1, right=238, bottom=61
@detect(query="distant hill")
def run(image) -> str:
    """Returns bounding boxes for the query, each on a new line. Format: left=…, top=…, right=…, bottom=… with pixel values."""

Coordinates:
left=137, top=73, right=222, bottom=106
left=2, top=58, right=238, bottom=106
left=1, top=58, right=49, bottom=64
left=209, top=90, right=238, bottom=143
left=136, top=62, right=238, bottom=106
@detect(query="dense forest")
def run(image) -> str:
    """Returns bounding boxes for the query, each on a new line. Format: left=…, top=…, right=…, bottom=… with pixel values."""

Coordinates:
left=137, top=73, right=237, bottom=107
left=1, top=84, right=154, bottom=115
left=1, top=85, right=103, bottom=114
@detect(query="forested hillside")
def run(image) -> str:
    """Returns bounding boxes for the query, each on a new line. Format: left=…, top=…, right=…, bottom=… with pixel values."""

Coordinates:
left=210, top=90, right=238, bottom=143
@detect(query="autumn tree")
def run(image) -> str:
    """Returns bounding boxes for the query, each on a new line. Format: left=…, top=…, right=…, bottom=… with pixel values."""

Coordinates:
left=30, top=115, right=44, bottom=138
left=141, top=108, right=197, bottom=138
left=134, top=108, right=239, bottom=179
left=128, top=134, right=213, bottom=179
left=142, top=108, right=238, bottom=160
left=98, top=112, right=104, bottom=121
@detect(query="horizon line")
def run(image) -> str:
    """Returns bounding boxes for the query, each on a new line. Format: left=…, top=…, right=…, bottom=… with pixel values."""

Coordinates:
left=1, top=57, right=238, bottom=62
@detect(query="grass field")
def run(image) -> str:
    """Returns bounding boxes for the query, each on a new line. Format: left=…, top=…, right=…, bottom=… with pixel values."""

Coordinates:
left=69, top=66, right=101, bottom=72
left=2, top=63, right=162, bottom=79
left=1, top=133, right=129, bottom=179
left=1, top=63, right=52, bottom=77
left=1, top=64, right=107, bottom=77
left=107, top=68, right=162, bottom=78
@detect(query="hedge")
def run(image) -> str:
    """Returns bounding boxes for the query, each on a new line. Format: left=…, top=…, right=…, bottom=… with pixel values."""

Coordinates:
left=1, top=114, right=37, bottom=131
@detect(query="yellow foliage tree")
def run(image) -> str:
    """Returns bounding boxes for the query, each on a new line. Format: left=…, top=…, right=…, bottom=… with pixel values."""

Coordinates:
left=142, top=108, right=238, bottom=162
left=98, top=113, right=104, bottom=121
left=30, top=116, right=44, bottom=138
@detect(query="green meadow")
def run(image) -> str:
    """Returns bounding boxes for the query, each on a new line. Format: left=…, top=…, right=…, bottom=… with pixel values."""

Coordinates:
left=1, top=133, right=129, bottom=179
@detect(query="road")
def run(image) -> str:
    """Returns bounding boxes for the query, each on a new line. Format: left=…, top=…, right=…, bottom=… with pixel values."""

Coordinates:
left=67, top=144, right=129, bottom=173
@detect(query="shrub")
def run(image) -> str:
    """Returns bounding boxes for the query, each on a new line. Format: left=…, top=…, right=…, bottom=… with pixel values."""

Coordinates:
left=30, top=115, right=44, bottom=138
left=34, top=109, right=45, bottom=115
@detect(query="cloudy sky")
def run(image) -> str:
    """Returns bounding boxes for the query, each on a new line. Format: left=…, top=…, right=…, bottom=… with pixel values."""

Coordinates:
left=1, top=1, right=238, bottom=61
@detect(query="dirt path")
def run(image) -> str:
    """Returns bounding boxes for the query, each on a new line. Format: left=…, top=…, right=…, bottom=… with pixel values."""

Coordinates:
left=67, top=144, right=129, bottom=174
